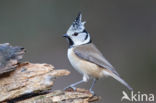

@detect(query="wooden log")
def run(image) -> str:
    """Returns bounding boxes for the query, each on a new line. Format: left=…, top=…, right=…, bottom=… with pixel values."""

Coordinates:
left=0, top=43, right=25, bottom=75
left=0, top=43, right=100, bottom=103
left=17, top=88, right=100, bottom=103
left=0, top=62, right=70, bottom=102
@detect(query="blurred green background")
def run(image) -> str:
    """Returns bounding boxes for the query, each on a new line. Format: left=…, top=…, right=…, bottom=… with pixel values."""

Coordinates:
left=0, top=0, right=155, bottom=102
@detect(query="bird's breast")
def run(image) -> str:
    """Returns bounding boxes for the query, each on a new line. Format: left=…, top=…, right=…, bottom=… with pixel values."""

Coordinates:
left=67, top=47, right=104, bottom=78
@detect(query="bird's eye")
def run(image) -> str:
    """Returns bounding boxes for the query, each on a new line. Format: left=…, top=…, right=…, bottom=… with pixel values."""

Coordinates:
left=73, top=33, right=78, bottom=36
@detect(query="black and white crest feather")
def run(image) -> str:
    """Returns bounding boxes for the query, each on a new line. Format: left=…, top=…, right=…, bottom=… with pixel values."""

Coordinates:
left=67, top=13, right=86, bottom=33
left=72, top=13, right=85, bottom=30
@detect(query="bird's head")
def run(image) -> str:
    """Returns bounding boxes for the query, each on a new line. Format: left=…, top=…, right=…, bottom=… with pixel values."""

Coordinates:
left=63, top=13, right=91, bottom=47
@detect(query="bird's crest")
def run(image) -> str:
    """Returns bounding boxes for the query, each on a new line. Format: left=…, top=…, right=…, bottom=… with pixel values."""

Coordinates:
left=68, top=13, right=86, bottom=33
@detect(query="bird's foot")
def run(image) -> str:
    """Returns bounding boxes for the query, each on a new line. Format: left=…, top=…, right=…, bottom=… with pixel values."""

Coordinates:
left=64, top=85, right=77, bottom=91
left=89, top=89, right=95, bottom=95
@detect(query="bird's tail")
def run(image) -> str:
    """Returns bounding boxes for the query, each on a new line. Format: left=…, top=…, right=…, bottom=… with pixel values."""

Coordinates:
left=111, top=73, right=133, bottom=91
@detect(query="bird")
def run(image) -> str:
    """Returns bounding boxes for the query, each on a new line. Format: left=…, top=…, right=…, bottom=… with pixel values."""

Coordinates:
left=63, top=13, right=132, bottom=94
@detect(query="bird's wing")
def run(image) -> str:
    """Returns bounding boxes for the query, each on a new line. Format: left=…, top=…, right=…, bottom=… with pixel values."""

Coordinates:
left=74, top=43, right=120, bottom=76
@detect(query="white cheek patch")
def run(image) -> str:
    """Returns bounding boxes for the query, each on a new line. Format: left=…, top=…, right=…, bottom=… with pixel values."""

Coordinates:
left=72, top=38, right=83, bottom=46
left=78, top=33, right=86, bottom=41
left=71, top=33, right=90, bottom=46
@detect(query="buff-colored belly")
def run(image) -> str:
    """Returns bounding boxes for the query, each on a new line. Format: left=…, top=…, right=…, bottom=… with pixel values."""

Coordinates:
left=68, top=48, right=104, bottom=79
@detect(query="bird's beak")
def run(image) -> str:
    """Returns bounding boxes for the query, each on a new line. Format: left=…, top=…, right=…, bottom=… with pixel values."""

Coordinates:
left=63, top=34, right=68, bottom=38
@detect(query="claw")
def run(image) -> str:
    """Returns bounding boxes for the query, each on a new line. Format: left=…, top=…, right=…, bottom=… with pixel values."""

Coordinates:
left=64, top=80, right=84, bottom=91
left=64, top=85, right=77, bottom=91
left=89, top=89, right=95, bottom=95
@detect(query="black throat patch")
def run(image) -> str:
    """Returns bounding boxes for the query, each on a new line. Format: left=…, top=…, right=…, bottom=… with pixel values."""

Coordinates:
left=66, top=37, right=74, bottom=48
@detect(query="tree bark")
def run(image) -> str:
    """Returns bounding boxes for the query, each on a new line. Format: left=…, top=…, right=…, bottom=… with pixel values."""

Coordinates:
left=0, top=62, right=100, bottom=103
left=17, top=88, right=100, bottom=103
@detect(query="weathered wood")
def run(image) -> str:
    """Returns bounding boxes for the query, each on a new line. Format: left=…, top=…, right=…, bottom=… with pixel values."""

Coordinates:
left=17, top=88, right=100, bottom=103
left=0, top=43, right=25, bottom=75
left=0, top=43, right=100, bottom=103
left=0, top=62, right=70, bottom=102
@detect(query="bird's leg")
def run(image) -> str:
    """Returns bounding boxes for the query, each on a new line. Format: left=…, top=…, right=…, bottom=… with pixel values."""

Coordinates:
left=64, top=79, right=84, bottom=91
left=89, top=78, right=96, bottom=95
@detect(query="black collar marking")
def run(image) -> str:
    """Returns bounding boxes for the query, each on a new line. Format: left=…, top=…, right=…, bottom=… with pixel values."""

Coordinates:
left=83, top=29, right=89, bottom=40
left=84, top=34, right=88, bottom=40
